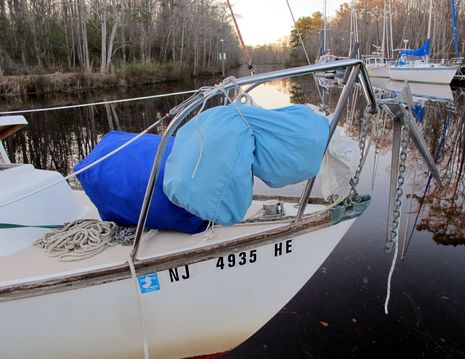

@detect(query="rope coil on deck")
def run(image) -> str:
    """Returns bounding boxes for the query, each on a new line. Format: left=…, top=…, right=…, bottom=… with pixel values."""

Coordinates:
left=34, top=219, right=135, bottom=261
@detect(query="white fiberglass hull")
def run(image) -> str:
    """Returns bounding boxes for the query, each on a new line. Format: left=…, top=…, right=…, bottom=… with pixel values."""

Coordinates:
left=0, top=219, right=355, bottom=359
left=389, top=65, right=457, bottom=84
left=367, top=65, right=389, bottom=78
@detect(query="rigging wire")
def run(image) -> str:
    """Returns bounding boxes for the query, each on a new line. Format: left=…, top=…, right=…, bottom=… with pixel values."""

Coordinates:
left=284, top=0, right=323, bottom=105
left=225, top=0, right=255, bottom=75
left=284, top=0, right=311, bottom=64
left=0, top=89, right=197, bottom=115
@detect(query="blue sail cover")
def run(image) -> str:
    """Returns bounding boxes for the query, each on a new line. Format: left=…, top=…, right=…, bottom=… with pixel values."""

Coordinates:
left=74, top=131, right=207, bottom=234
left=164, top=106, right=255, bottom=225
left=399, top=39, right=430, bottom=58
left=164, top=104, right=329, bottom=225
left=242, top=104, right=329, bottom=188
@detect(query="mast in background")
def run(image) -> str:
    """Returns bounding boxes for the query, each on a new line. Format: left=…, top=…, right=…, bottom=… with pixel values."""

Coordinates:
left=426, top=0, right=433, bottom=62
left=451, top=0, right=460, bottom=59
left=389, top=0, right=393, bottom=58
left=349, top=0, right=359, bottom=58
left=323, top=0, right=327, bottom=53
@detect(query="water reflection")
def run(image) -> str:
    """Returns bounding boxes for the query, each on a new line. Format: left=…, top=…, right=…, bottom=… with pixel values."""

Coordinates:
left=1, top=85, right=195, bottom=175
left=2, top=71, right=465, bottom=248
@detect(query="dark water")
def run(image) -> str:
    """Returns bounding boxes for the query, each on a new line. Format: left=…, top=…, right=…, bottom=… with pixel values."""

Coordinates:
left=2, top=67, right=465, bottom=358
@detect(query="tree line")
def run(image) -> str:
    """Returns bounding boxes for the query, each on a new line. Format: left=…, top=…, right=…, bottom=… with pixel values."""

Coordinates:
left=246, top=0, right=465, bottom=66
left=0, top=0, right=243, bottom=76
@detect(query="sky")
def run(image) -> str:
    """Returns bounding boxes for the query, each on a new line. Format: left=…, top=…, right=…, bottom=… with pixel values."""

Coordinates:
left=230, top=0, right=348, bottom=46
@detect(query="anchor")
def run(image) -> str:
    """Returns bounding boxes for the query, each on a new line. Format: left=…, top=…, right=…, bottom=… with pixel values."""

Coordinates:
left=381, top=81, right=442, bottom=252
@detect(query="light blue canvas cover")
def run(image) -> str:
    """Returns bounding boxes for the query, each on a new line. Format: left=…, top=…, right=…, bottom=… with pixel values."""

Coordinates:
left=241, top=104, right=329, bottom=188
left=163, top=106, right=255, bottom=225
left=164, top=103, right=329, bottom=225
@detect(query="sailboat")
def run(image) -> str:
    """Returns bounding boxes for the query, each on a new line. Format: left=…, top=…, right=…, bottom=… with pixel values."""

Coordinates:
left=388, top=0, right=458, bottom=85
left=315, top=0, right=339, bottom=78
left=0, top=60, right=377, bottom=359
left=0, top=58, right=444, bottom=358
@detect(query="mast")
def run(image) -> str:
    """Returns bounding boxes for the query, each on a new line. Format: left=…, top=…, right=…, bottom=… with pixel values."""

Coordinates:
left=427, top=0, right=433, bottom=40
left=323, top=0, right=327, bottom=53
left=451, top=0, right=460, bottom=59
left=382, top=0, right=386, bottom=58
left=426, top=0, right=433, bottom=61
left=389, top=0, right=393, bottom=58
left=349, top=1, right=353, bottom=55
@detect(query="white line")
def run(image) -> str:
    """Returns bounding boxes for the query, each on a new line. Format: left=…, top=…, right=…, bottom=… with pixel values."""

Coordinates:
left=0, top=89, right=197, bottom=115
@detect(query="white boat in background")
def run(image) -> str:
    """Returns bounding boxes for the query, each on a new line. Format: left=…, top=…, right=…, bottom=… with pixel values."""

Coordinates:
left=389, top=61, right=458, bottom=85
left=370, top=77, right=454, bottom=102
left=365, top=55, right=390, bottom=78
left=0, top=60, right=378, bottom=359
left=388, top=0, right=458, bottom=85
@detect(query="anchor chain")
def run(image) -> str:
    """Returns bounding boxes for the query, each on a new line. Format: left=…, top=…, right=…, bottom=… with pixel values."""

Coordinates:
left=385, top=123, right=410, bottom=252
left=341, top=106, right=375, bottom=209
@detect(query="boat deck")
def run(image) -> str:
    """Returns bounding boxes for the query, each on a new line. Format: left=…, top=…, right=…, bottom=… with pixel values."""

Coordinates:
left=0, top=191, right=324, bottom=287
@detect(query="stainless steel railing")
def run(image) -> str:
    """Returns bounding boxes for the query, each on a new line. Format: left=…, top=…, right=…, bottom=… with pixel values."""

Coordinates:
left=130, top=59, right=378, bottom=260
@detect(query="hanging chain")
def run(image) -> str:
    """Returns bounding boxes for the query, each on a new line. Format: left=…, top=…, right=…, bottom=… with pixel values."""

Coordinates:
left=385, top=123, right=410, bottom=253
left=348, top=106, right=374, bottom=200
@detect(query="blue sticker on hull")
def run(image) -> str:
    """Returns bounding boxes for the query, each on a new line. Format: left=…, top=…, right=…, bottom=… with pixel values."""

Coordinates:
left=137, top=272, right=160, bottom=294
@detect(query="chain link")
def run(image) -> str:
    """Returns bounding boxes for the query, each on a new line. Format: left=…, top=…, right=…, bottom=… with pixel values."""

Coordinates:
left=348, top=106, right=375, bottom=201
left=385, top=122, right=410, bottom=252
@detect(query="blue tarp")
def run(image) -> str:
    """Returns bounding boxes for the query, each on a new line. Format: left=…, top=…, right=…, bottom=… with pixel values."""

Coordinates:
left=413, top=103, right=425, bottom=123
left=399, top=39, right=430, bottom=58
left=164, top=104, right=329, bottom=225
left=74, top=131, right=207, bottom=234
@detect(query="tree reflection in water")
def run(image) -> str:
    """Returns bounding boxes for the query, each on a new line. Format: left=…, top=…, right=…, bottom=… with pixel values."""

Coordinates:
left=2, top=86, right=193, bottom=175
left=412, top=90, right=465, bottom=246
left=275, top=78, right=465, bottom=247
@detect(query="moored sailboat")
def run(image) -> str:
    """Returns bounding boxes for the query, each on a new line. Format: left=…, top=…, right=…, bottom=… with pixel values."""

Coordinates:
left=388, top=0, right=458, bottom=84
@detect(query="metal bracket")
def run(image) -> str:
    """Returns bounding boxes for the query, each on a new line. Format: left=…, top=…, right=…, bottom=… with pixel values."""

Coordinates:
left=381, top=82, right=442, bottom=186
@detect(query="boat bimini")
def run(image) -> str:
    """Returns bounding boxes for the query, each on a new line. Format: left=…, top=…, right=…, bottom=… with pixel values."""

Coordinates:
left=1, top=60, right=382, bottom=359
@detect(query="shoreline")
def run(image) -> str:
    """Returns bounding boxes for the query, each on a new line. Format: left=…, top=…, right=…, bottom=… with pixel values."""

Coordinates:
left=0, top=65, right=223, bottom=97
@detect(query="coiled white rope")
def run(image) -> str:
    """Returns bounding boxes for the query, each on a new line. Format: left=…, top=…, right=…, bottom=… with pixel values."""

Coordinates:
left=0, top=90, right=197, bottom=115
left=34, top=219, right=119, bottom=261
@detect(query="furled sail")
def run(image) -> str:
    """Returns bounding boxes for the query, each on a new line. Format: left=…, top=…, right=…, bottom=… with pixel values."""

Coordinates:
left=399, top=39, right=430, bottom=58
